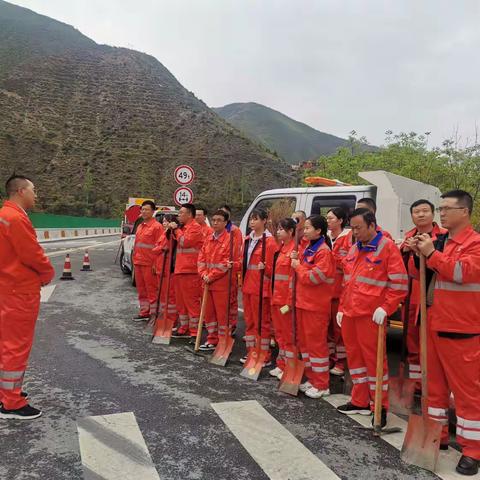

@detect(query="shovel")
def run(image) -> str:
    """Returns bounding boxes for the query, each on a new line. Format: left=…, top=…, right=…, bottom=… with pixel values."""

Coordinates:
left=389, top=274, right=415, bottom=415
left=279, top=229, right=304, bottom=395
left=152, top=235, right=175, bottom=345
left=240, top=233, right=269, bottom=381
left=184, top=284, right=209, bottom=355
left=371, top=322, right=401, bottom=436
left=210, top=232, right=235, bottom=366
left=401, top=254, right=442, bottom=472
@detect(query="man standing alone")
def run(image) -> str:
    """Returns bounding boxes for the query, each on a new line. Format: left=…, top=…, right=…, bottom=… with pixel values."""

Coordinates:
left=0, top=175, right=55, bottom=420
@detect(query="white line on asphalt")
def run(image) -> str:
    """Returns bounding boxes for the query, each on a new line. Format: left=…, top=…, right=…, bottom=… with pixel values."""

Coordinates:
left=211, top=400, right=340, bottom=480
left=324, top=394, right=467, bottom=480
left=46, top=239, right=120, bottom=258
left=77, top=412, right=161, bottom=480
left=40, top=284, right=56, bottom=303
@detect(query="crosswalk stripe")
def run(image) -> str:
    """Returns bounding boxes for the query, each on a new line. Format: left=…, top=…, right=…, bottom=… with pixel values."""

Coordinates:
left=212, top=400, right=340, bottom=480
left=77, top=412, right=161, bottom=480
left=40, top=284, right=56, bottom=303
left=324, top=394, right=469, bottom=480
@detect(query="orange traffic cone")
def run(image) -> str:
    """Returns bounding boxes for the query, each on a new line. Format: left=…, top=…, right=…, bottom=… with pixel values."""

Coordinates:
left=80, top=250, right=92, bottom=271
left=60, top=254, right=75, bottom=280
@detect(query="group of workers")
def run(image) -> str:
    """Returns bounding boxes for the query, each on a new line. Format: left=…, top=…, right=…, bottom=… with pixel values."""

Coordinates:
left=132, top=191, right=479, bottom=476
left=0, top=173, right=479, bottom=476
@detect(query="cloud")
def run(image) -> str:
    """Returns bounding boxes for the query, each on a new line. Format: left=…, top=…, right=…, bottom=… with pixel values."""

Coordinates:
left=10, top=0, right=480, bottom=146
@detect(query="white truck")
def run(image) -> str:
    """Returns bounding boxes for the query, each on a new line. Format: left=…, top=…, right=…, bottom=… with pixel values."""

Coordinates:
left=240, top=170, right=442, bottom=241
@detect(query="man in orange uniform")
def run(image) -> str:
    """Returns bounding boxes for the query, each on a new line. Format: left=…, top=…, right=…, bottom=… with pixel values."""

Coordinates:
left=170, top=203, right=204, bottom=341
left=0, top=175, right=55, bottom=420
left=132, top=201, right=164, bottom=322
left=357, top=198, right=394, bottom=241
left=401, top=199, right=446, bottom=388
left=414, top=190, right=480, bottom=476
left=196, top=206, right=213, bottom=240
left=336, top=208, right=407, bottom=427
left=220, top=205, right=243, bottom=335
left=197, top=210, right=240, bottom=351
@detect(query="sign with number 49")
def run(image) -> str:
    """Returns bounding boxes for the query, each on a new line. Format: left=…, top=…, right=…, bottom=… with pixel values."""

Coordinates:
left=174, top=165, right=195, bottom=186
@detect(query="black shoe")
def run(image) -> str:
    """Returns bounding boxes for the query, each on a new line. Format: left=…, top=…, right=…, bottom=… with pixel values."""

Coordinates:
left=337, top=402, right=371, bottom=416
left=239, top=355, right=247, bottom=364
left=171, top=331, right=190, bottom=338
left=371, top=408, right=387, bottom=429
left=199, top=342, right=216, bottom=352
left=230, top=326, right=237, bottom=338
left=440, top=443, right=449, bottom=451
left=456, top=456, right=479, bottom=476
left=132, top=315, right=149, bottom=322
left=21, top=391, right=28, bottom=398
left=188, top=337, right=196, bottom=346
left=0, top=404, right=42, bottom=420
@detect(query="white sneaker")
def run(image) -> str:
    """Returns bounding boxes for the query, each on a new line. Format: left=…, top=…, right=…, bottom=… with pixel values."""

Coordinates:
left=305, top=387, right=330, bottom=399
left=330, top=366, right=345, bottom=376
left=299, top=381, right=313, bottom=393
left=269, top=367, right=283, bottom=379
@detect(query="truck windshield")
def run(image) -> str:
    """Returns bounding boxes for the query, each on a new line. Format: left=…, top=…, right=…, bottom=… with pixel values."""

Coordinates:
left=311, top=195, right=357, bottom=220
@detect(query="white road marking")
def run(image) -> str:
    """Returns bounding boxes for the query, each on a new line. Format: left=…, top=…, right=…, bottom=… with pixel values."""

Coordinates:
left=77, top=412, right=161, bottom=480
left=212, top=400, right=340, bottom=480
left=46, top=239, right=120, bottom=258
left=324, top=394, right=468, bottom=480
left=40, top=284, right=56, bottom=303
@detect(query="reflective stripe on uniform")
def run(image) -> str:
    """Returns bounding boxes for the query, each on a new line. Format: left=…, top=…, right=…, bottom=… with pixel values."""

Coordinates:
left=274, top=274, right=290, bottom=281
left=178, top=248, right=199, bottom=254
left=457, top=416, right=480, bottom=429
left=388, top=273, right=408, bottom=281
left=457, top=427, right=480, bottom=440
left=0, top=217, right=10, bottom=226
left=428, top=407, right=448, bottom=418
left=373, top=238, right=388, bottom=257
left=435, top=281, right=480, bottom=292
left=369, top=384, right=388, bottom=391
left=387, top=282, right=409, bottom=290
left=136, top=242, right=154, bottom=249
left=0, top=370, right=25, bottom=379
left=350, top=367, right=367, bottom=375
left=356, top=276, right=388, bottom=288
left=311, top=366, right=330, bottom=373
left=453, top=261, right=463, bottom=284
left=352, top=377, right=368, bottom=384
left=0, top=380, right=23, bottom=390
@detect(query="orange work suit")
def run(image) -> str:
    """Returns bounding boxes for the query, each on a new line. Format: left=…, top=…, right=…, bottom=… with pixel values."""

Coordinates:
left=0, top=200, right=55, bottom=410
left=293, top=237, right=335, bottom=390
left=133, top=218, right=164, bottom=317
left=340, top=232, right=407, bottom=410
left=173, top=221, right=204, bottom=335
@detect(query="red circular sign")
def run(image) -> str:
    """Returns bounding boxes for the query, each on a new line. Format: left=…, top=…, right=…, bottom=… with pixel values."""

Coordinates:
left=174, top=165, right=195, bottom=186
left=174, top=187, right=194, bottom=206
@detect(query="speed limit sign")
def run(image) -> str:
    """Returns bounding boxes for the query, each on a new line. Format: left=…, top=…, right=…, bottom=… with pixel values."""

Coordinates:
left=174, top=187, right=194, bottom=206
left=174, top=165, right=195, bottom=186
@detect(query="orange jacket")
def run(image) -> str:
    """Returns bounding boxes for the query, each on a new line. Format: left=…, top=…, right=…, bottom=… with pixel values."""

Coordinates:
left=427, top=225, right=480, bottom=333
left=294, top=237, right=335, bottom=311
left=377, top=225, right=393, bottom=241
left=340, top=232, right=408, bottom=317
left=227, top=222, right=244, bottom=264
left=0, top=200, right=55, bottom=294
left=198, top=222, right=213, bottom=241
left=133, top=218, right=164, bottom=266
left=242, top=232, right=278, bottom=297
left=271, top=239, right=295, bottom=306
left=198, top=230, right=240, bottom=291
left=330, top=228, right=352, bottom=299
left=174, top=220, right=204, bottom=274
left=401, top=223, right=446, bottom=304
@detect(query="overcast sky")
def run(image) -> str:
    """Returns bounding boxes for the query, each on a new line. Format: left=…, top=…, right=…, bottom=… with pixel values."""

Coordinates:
left=10, top=0, right=480, bottom=147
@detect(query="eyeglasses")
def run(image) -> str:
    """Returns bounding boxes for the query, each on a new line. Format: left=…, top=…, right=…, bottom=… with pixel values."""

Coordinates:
left=436, top=206, right=466, bottom=213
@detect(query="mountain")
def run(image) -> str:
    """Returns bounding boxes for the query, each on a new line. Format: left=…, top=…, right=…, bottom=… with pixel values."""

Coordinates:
left=0, top=1, right=290, bottom=217
left=213, top=102, right=351, bottom=164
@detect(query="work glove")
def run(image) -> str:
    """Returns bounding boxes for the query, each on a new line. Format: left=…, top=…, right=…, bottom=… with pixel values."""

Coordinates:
left=336, top=311, right=344, bottom=327
left=372, top=307, right=387, bottom=325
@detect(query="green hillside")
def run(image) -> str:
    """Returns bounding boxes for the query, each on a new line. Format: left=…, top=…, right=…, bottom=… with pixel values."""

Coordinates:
left=213, top=102, right=350, bottom=164
left=0, top=1, right=290, bottom=217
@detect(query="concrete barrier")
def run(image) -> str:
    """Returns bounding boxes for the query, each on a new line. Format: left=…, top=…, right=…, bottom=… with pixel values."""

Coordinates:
left=36, top=227, right=121, bottom=243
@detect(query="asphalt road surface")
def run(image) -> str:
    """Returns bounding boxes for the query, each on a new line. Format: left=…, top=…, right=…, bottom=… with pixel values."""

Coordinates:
left=0, top=236, right=471, bottom=479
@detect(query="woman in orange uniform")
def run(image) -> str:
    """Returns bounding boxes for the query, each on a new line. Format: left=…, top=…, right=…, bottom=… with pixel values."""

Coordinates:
left=291, top=215, right=336, bottom=399
left=268, top=218, right=297, bottom=380
left=241, top=209, right=278, bottom=365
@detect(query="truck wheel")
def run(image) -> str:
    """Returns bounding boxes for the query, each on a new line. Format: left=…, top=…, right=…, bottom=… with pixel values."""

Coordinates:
left=119, top=250, right=130, bottom=274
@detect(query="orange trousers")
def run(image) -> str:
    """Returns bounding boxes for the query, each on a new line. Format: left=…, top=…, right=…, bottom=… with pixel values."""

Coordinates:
left=205, top=289, right=229, bottom=345
left=243, top=293, right=271, bottom=361
left=342, top=315, right=389, bottom=410
left=135, top=264, right=159, bottom=317
left=328, top=298, right=346, bottom=370
left=0, top=293, right=40, bottom=410
left=175, top=273, right=201, bottom=336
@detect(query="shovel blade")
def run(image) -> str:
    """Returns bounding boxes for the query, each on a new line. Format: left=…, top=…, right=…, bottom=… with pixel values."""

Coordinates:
left=389, top=377, right=416, bottom=416
left=240, top=348, right=267, bottom=381
left=210, top=336, right=235, bottom=367
left=401, top=413, right=442, bottom=472
left=279, top=358, right=305, bottom=396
